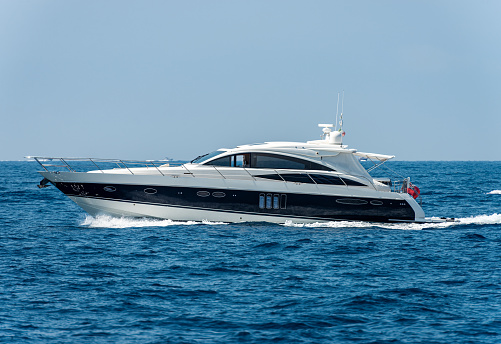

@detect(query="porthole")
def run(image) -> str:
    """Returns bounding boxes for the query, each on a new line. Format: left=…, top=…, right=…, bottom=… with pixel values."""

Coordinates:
left=259, top=193, right=265, bottom=209
left=266, top=194, right=272, bottom=209
left=280, top=194, right=287, bottom=209
left=103, top=186, right=116, bottom=192
left=273, top=194, right=280, bottom=209
left=335, top=198, right=368, bottom=205
left=144, top=188, right=157, bottom=194
left=197, top=191, right=211, bottom=197
left=212, top=192, right=226, bottom=198
left=370, top=200, right=384, bottom=206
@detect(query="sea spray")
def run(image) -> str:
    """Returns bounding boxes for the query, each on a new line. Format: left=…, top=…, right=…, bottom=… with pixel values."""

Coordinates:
left=81, top=214, right=227, bottom=228
left=283, top=213, right=501, bottom=230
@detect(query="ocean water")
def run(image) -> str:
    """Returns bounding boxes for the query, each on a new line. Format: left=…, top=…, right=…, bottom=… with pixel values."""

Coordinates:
left=1, top=161, right=500, bottom=343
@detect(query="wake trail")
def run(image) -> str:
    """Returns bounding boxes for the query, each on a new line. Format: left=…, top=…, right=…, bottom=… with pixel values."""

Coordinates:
left=81, top=215, right=227, bottom=228
left=284, top=213, right=501, bottom=230
left=81, top=214, right=501, bottom=230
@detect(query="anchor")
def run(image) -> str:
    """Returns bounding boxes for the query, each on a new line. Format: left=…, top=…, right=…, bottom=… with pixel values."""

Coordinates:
left=37, top=177, right=51, bottom=188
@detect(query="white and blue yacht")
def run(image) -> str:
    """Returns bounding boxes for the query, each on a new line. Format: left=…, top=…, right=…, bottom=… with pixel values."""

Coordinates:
left=32, top=124, right=427, bottom=223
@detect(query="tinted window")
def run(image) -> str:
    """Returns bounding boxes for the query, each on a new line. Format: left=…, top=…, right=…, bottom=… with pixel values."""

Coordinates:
left=280, top=194, right=287, bottom=209
left=252, top=153, right=304, bottom=169
left=251, top=153, right=332, bottom=171
left=205, top=154, right=251, bottom=167
left=205, top=156, right=231, bottom=166
left=202, top=152, right=333, bottom=171
left=191, top=151, right=225, bottom=163
left=234, top=154, right=251, bottom=167
left=273, top=194, right=279, bottom=209
left=341, top=178, right=367, bottom=187
left=255, top=174, right=284, bottom=181
left=309, top=174, right=345, bottom=185
left=266, top=194, right=272, bottom=209
left=259, top=194, right=265, bottom=209
left=281, top=174, right=315, bottom=184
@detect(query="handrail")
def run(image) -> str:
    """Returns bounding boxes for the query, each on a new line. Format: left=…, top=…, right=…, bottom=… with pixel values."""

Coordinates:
left=61, top=159, right=75, bottom=172
left=151, top=162, right=165, bottom=176
left=243, top=167, right=257, bottom=181
left=181, top=164, right=195, bottom=177
left=274, top=169, right=286, bottom=182
left=30, top=156, right=412, bottom=195
left=30, top=157, right=184, bottom=176
left=89, top=158, right=103, bottom=173
left=211, top=165, right=226, bottom=179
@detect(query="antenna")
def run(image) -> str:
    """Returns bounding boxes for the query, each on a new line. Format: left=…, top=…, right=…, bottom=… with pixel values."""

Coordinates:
left=339, top=90, right=344, bottom=132
left=335, top=92, right=340, bottom=131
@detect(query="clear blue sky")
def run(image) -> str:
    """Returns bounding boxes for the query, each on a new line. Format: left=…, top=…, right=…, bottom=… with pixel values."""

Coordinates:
left=1, top=0, right=500, bottom=161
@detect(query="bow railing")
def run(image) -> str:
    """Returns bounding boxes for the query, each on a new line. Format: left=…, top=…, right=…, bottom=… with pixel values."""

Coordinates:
left=28, top=157, right=185, bottom=176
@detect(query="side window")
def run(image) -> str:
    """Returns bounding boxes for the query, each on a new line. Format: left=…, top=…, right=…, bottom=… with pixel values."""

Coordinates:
left=251, top=153, right=333, bottom=171
left=191, top=150, right=225, bottom=164
left=273, top=194, right=280, bottom=209
left=254, top=174, right=284, bottom=181
left=266, top=194, right=272, bottom=209
left=280, top=194, right=287, bottom=209
left=280, top=174, right=315, bottom=184
left=252, top=153, right=305, bottom=169
left=233, top=154, right=250, bottom=168
left=205, top=156, right=231, bottom=166
left=259, top=193, right=265, bottom=209
left=206, top=154, right=251, bottom=167
left=258, top=193, right=287, bottom=210
left=205, top=152, right=332, bottom=171
left=341, top=178, right=367, bottom=187
left=309, top=174, right=345, bottom=185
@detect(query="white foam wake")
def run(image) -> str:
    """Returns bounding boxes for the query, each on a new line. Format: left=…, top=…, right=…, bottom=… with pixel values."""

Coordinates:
left=81, top=215, right=227, bottom=228
left=283, top=213, right=501, bottom=230
left=455, top=213, right=501, bottom=225
left=81, top=214, right=501, bottom=230
left=487, top=190, right=501, bottom=195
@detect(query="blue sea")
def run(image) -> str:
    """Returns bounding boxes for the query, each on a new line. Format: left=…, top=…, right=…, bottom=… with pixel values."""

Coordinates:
left=1, top=161, right=500, bottom=343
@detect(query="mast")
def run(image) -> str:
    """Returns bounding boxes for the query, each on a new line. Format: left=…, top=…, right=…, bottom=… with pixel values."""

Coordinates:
left=339, top=90, right=344, bottom=133
left=335, top=92, right=340, bottom=131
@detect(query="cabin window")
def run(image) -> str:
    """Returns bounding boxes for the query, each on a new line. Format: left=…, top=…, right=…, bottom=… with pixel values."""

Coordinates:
left=280, top=194, right=287, bottom=209
left=206, top=154, right=251, bottom=167
left=205, top=156, right=231, bottom=166
left=259, top=193, right=287, bottom=210
left=252, top=153, right=331, bottom=170
left=255, top=174, right=284, bottom=181
left=252, top=153, right=304, bottom=169
left=309, top=174, right=345, bottom=185
left=341, top=178, right=367, bottom=187
left=273, top=194, right=280, bottom=209
left=255, top=173, right=317, bottom=184
left=259, top=193, right=265, bottom=209
left=266, top=194, right=272, bottom=209
left=191, top=151, right=225, bottom=164
left=203, top=152, right=333, bottom=171
left=233, top=154, right=251, bottom=168
left=281, top=174, right=315, bottom=184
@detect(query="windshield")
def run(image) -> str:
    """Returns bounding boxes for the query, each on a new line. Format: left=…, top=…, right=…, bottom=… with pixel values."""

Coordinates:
left=190, top=150, right=226, bottom=164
